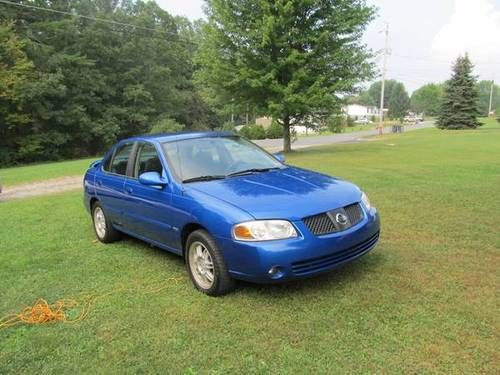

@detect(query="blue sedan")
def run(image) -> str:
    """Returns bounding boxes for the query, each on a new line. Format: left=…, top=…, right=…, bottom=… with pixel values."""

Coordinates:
left=83, top=132, right=380, bottom=296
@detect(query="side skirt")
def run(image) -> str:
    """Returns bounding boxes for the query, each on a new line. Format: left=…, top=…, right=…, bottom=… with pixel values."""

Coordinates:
left=113, top=225, right=183, bottom=256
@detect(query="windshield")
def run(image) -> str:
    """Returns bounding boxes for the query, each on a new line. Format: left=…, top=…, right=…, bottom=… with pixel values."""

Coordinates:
left=162, top=136, right=283, bottom=182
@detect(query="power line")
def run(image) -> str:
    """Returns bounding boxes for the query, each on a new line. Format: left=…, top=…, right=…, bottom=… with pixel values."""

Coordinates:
left=391, top=53, right=500, bottom=66
left=0, top=0, right=196, bottom=45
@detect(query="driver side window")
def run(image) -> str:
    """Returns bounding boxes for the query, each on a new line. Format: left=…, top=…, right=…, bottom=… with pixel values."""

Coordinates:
left=134, top=143, right=163, bottom=178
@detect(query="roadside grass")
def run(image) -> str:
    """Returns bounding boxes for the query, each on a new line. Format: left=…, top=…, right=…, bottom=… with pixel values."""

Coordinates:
left=480, top=117, right=499, bottom=128
left=1, top=126, right=499, bottom=373
left=0, top=157, right=96, bottom=188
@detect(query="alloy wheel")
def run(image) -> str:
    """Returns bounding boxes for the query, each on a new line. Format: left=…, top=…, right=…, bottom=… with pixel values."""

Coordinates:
left=188, top=241, right=215, bottom=289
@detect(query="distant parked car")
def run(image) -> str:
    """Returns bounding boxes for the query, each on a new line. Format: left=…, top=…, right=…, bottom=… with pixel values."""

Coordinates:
left=404, top=112, right=424, bottom=124
left=354, top=118, right=372, bottom=125
left=83, top=132, right=380, bottom=296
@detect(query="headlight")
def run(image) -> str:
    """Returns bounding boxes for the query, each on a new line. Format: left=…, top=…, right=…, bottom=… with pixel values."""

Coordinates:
left=361, top=192, right=371, bottom=210
left=232, top=220, right=298, bottom=241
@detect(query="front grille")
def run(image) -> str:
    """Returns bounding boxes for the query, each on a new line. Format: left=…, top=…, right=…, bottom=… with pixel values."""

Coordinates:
left=303, top=213, right=337, bottom=236
left=344, top=203, right=364, bottom=226
left=303, top=203, right=364, bottom=236
left=291, top=231, right=379, bottom=275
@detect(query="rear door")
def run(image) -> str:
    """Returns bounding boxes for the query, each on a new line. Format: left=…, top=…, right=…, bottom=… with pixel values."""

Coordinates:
left=122, top=142, right=177, bottom=250
left=95, top=142, right=135, bottom=226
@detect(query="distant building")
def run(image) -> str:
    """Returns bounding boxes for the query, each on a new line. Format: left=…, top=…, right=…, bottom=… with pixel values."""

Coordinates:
left=255, top=117, right=273, bottom=128
left=343, top=104, right=380, bottom=119
left=291, top=125, right=317, bottom=135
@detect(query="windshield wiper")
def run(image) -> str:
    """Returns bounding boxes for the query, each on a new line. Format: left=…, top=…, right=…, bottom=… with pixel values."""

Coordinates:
left=182, top=175, right=226, bottom=183
left=227, top=167, right=281, bottom=177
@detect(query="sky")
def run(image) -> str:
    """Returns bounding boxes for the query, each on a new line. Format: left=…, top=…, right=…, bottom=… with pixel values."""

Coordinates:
left=157, top=0, right=500, bottom=93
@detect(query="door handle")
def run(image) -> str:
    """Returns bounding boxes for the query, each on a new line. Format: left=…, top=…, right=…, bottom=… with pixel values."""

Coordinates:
left=97, top=180, right=103, bottom=186
left=125, top=186, right=133, bottom=194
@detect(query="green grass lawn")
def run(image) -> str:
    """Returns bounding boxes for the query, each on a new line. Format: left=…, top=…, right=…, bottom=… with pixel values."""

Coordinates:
left=480, top=116, right=499, bottom=128
left=0, top=157, right=97, bottom=188
left=1, top=126, right=499, bottom=373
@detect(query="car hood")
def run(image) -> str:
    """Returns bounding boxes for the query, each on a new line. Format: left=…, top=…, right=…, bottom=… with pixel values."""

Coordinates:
left=186, top=167, right=362, bottom=220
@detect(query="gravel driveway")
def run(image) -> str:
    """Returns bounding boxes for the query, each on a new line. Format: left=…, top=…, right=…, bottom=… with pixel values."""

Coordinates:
left=0, top=122, right=433, bottom=201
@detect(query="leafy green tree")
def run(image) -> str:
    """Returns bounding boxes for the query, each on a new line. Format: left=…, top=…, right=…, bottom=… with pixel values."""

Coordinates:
left=410, top=83, right=443, bottom=116
left=197, top=0, right=375, bottom=152
left=0, top=22, right=34, bottom=164
left=388, top=82, right=409, bottom=120
left=437, top=55, right=480, bottom=129
left=476, top=80, right=500, bottom=117
left=366, top=80, right=400, bottom=109
left=347, top=90, right=375, bottom=106
left=0, top=0, right=216, bottom=165
left=150, top=118, right=185, bottom=134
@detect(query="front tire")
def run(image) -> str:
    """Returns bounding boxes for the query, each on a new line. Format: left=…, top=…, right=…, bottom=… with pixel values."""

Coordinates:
left=92, top=202, right=120, bottom=243
left=186, top=230, right=235, bottom=296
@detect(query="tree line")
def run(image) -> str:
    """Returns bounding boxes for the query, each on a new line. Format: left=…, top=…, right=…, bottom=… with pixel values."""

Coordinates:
left=0, top=0, right=220, bottom=165
left=1, top=0, right=376, bottom=162
left=349, top=73, right=499, bottom=120
left=1, top=1, right=495, bottom=165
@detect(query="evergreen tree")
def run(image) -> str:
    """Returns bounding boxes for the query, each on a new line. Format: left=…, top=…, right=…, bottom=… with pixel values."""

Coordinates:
left=437, top=55, right=480, bottom=129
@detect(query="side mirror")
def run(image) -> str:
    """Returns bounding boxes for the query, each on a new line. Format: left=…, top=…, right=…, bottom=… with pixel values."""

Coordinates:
left=139, top=172, right=168, bottom=188
left=274, top=152, right=285, bottom=163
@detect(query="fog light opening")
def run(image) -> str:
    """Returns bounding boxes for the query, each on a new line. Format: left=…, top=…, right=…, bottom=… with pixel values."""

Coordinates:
left=268, top=266, right=284, bottom=279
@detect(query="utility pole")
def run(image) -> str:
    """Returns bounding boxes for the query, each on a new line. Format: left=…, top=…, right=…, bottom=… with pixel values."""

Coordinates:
left=378, top=23, right=389, bottom=135
left=488, top=79, right=494, bottom=117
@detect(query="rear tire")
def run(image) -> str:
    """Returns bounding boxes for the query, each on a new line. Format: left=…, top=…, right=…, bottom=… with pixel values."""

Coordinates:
left=92, top=201, right=120, bottom=243
left=186, top=229, right=235, bottom=296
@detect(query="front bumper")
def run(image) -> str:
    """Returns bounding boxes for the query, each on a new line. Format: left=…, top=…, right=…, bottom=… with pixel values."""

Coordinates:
left=216, top=207, right=380, bottom=283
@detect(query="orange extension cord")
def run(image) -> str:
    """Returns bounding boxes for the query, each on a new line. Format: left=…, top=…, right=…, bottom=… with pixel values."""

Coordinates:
left=0, top=277, right=183, bottom=329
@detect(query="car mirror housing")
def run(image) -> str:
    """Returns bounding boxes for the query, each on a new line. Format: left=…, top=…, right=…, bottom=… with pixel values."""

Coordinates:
left=139, top=172, right=168, bottom=188
left=274, top=152, right=285, bottom=163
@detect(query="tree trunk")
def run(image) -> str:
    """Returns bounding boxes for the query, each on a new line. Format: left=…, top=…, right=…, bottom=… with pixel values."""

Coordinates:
left=282, top=115, right=291, bottom=152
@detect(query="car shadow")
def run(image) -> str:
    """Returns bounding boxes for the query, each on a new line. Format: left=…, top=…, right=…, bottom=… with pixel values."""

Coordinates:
left=119, top=233, right=386, bottom=298
left=121, top=234, right=185, bottom=268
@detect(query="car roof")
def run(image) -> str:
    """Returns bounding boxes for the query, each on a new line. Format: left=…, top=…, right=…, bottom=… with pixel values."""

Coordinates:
left=121, top=131, right=236, bottom=144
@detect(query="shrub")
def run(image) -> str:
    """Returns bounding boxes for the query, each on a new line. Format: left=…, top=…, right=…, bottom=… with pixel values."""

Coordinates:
left=239, top=124, right=267, bottom=139
left=327, top=115, right=344, bottom=133
left=346, top=116, right=355, bottom=127
left=150, top=118, right=185, bottom=134
left=266, top=122, right=283, bottom=139
left=217, top=122, right=237, bottom=132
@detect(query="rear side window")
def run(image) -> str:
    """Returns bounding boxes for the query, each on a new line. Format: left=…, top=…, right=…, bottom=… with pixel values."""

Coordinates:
left=134, top=143, right=163, bottom=178
left=102, top=154, right=113, bottom=172
left=109, top=143, right=134, bottom=176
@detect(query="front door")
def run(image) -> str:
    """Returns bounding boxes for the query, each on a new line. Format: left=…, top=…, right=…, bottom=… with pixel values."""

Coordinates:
left=122, top=142, right=177, bottom=250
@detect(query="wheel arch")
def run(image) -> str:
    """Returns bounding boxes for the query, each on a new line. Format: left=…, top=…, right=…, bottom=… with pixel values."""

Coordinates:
left=90, top=197, right=99, bottom=210
left=181, top=222, right=208, bottom=257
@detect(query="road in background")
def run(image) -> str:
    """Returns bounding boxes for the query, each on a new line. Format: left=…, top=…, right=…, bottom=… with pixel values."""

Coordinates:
left=255, top=121, right=434, bottom=151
